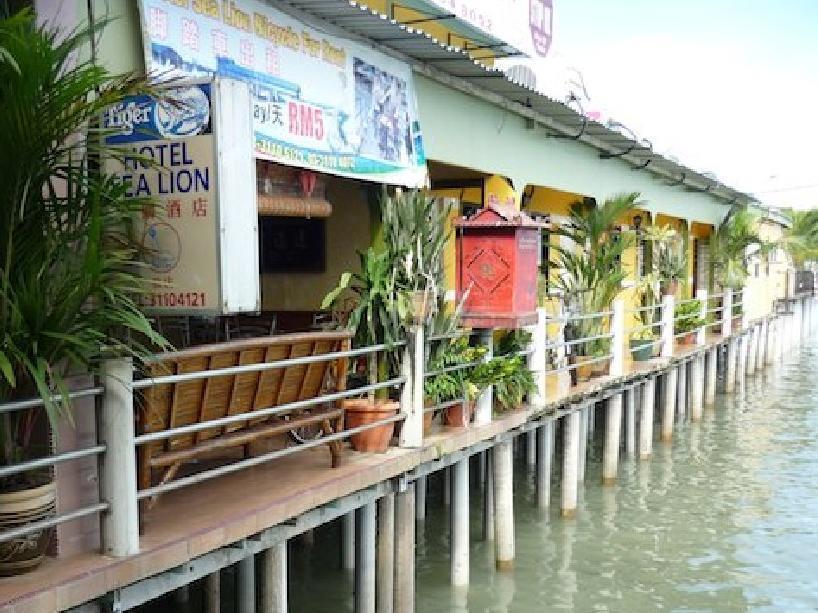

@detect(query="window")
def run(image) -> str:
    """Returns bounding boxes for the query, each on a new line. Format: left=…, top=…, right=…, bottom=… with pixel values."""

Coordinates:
left=259, top=217, right=326, bottom=273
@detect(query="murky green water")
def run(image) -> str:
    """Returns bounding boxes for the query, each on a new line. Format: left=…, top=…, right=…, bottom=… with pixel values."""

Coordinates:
left=289, top=342, right=818, bottom=612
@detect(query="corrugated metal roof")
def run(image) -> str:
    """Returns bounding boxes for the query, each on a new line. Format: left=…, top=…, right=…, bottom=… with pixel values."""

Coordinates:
left=281, top=0, right=757, bottom=207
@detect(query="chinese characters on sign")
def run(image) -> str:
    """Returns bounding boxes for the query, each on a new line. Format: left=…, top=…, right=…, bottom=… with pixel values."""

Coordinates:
left=137, top=0, right=427, bottom=187
left=104, top=83, right=222, bottom=314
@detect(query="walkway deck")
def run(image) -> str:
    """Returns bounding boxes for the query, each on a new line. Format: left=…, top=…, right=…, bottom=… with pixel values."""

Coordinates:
left=0, top=336, right=730, bottom=612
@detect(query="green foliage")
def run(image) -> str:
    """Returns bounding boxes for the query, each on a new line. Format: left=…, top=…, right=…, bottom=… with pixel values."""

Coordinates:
left=780, top=209, right=818, bottom=267
left=550, top=193, right=640, bottom=354
left=323, top=190, right=453, bottom=350
left=0, top=11, right=167, bottom=472
left=674, top=300, right=705, bottom=335
left=424, top=337, right=487, bottom=404
left=631, top=272, right=661, bottom=341
left=711, top=207, right=768, bottom=289
left=645, top=224, right=687, bottom=288
left=491, top=330, right=536, bottom=413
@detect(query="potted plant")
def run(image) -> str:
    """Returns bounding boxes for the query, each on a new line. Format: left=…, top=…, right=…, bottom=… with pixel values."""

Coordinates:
left=323, top=191, right=453, bottom=451
left=490, top=330, right=537, bottom=412
left=630, top=273, right=661, bottom=361
left=646, top=224, right=688, bottom=296
left=550, top=194, right=640, bottom=383
left=0, top=12, right=168, bottom=574
left=674, top=301, right=705, bottom=344
left=712, top=207, right=769, bottom=304
left=423, top=336, right=487, bottom=430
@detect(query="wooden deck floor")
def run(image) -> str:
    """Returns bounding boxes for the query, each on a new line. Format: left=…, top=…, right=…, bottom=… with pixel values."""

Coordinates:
left=0, top=337, right=729, bottom=612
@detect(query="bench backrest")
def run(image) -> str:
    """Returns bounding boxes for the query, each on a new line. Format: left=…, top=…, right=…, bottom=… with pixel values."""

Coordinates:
left=138, top=331, right=353, bottom=456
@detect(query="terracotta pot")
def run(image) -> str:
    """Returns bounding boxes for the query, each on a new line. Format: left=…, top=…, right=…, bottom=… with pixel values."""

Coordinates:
left=732, top=317, right=743, bottom=332
left=661, top=279, right=680, bottom=297
left=678, top=332, right=697, bottom=345
left=0, top=481, right=56, bottom=576
left=423, top=400, right=435, bottom=435
left=342, top=399, right=398, bottom=453
left=443, top=401, right=474, bottom=427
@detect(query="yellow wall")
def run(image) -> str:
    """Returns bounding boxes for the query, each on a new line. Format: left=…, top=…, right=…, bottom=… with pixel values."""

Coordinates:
left=745, top=219, right=787, bottom=320
left=484, top=175, right=520, bottom=209
left=261, top=177, right=371, bottom=311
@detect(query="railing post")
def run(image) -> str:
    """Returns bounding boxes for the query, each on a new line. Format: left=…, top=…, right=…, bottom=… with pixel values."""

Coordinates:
left=721, top=288, right=733, bottom=338
left=741, top=286, right=750, bottom=330
left=661, top=295, right=675, bottom=358
left=400, top=326, right=424, bottom=448
left=527, top=307, right=548, bottom=406
left=474, top=330, right=493, bottom=425
left=610, top=299, right=625, bottom=377
left=99, top=357, right=139, bottom=557
left=695, top=289, right=708, bottom=346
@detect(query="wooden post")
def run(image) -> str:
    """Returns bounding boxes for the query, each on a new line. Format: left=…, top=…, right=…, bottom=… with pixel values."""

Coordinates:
left=528, top=307, right=548, bottom=405
left=100, top=358, right=139, bottom=557
left=602, top=394, right=623, bottom=485
left=639, top=378, right=655, bottom=459
left=204, top=572, right=221, bottom=613
left=561, top=411, right=581, bottom=518
left=726, top=338, right=738, bottom=392
left=414, top=475, right=426, bottom=522
left=236, top=555, right=255, bottom=613
left=342, top=511, right=355, bottom=571
left=704, top=347, right=717, bottom=406
left=400, top=325, right=424, bottom=448
left=721, top=289, right=733, bottom=338
left=451, top=458, right=469, bottom=586
left=493, top=441, right=515, bottom=570
left=676, top=362, right=687, bottom=422
left=690, top=355, right=704, bottom=421
left=625, top=388, right=636, bottom=458
left=394, top=485, right=415, bottom=613
left=610, top=299, right=625, bottom=376
left=661, top=295, right=675, bottom=357
left=355, top=502, right=377, bottom=613
left=474, top=330, right=494, bottom=425
left=377, top=494, right=395, bottom=613
left=483, top=451, right=494, bottom=541
left=261, top=543, right=287, bottom=613
left=537, top=422, right=554, bottom=509
left=661, top=369, right=677, bottom=442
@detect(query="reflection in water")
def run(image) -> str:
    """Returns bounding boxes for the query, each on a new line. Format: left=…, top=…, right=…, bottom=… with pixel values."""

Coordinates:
left=288, top=343, right=818, bottom=612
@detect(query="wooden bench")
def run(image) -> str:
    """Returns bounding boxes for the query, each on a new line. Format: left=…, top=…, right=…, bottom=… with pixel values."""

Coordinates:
left=136, top=331, right=353, bottom=508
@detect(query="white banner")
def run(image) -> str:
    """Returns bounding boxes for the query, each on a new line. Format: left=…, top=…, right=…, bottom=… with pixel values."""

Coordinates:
left=415, top=0, right=553, bottom=58
left=137, top=0, right=427, bottom=187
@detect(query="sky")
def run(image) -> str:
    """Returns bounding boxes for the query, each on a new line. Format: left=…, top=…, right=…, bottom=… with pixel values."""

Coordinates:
left=524, top=0, right=818, bottom=209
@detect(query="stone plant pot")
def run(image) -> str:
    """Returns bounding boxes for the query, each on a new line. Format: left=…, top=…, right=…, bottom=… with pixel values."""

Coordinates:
left=443, top=401, right=474, bottom=428
left=423, top=400, right=436, bottom=435
left=629, top=339, right=654, bottom=361
left=341, top=399, right=399, bottom=453
left=0, top=480, right=56, bottom=576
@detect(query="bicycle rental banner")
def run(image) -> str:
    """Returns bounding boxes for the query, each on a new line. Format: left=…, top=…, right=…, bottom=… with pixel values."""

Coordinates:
left=137, top=0, right=427, bottom=187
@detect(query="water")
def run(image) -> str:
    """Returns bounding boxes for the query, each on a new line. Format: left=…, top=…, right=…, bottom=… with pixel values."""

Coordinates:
left=288, top=343, right=818, bottom=612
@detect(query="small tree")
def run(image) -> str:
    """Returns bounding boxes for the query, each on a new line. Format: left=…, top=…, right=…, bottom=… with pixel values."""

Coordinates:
left=0, top=11, right=166, bottom=476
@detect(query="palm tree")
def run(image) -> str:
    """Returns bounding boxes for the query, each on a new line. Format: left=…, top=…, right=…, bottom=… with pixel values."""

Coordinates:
left=550, top=192, right=640, bottom=354
left=780, top=209, right=818, bottom=267
left=711, top=207, right=767, bottom=290
left=0, top=10, right=166, bottom=472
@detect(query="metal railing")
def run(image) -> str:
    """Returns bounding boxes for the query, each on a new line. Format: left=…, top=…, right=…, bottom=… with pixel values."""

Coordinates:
left=0, top=386, right=107, bottom=546
left=133, top=342, right=408, bottom=501
left=546, top=307, right=615, bottom=376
